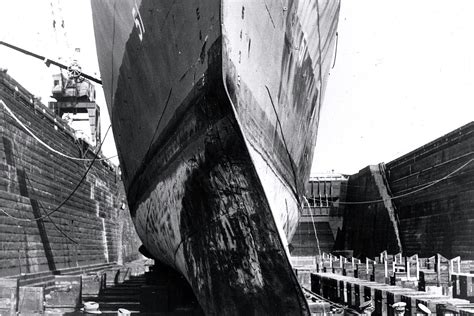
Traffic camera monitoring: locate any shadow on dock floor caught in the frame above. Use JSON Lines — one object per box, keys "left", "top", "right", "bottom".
{"left": 65, "top": 263, "right": 204, "bottom": 315}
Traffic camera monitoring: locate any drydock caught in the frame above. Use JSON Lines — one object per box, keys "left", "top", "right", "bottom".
{"left": 2, "top": 64, "right": 473, "bottom": 315}
{"left": 293, "top": 252, "right": 474, "bottom": 315}
{"left": 1, "top": 1, "right": 474, "bottom": 315}
{"left": 289, "top": 122, "right": 474, "bottom": 315}
{"left": 0, "top": 65, "right": 206, "bottom": 315}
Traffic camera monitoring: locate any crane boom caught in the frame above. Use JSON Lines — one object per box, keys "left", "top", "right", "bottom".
{"left": 0, "top": 40, "right": 102, "bottom": 85}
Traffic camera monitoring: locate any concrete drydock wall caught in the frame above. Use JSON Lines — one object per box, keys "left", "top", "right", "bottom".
{"left": 0, "top": 72, "right": 141, "bottom": 276}
{"left": 336, "top": 166, "right": 401, "bottom": 258}
{"left": 385, "top": 122, "right": 474, "bottom": 259}
{"left": 292, "top": 175, "right": 348, "bottom": 256}
{"left": 338, "top": 122, "right": 474, "bottom": 259}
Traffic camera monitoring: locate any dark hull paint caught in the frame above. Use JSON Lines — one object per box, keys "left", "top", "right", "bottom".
{"left": 92, "top": 0, "right": 339, "bottom": 314}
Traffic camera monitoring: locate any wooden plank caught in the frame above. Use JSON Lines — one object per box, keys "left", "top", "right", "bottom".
{"left": 386, "top": 288, "right": 415, "bottom": 316}
{"left": 373, "top": 284, "right": 393, "bottom": 315}
{"left": 44, "top": 275, "right": 81, "bottom": 309}
{"left": 81, "top": 273, "right": 104, "bottom": 297}
{"left": 18, "top": 286, "right": 44, "bottom": 314}
{"left": 0, "top": 278, "right": 18, "bottom": 316}
{"left": 453, "top": 273, "right": 474, "bottom": 302}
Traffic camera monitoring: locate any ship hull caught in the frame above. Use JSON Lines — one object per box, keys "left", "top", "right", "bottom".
{"left": 92, "top": 0, "right": 339, "bottom": 314}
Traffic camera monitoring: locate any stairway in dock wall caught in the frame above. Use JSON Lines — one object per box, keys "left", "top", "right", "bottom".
{"left": 336, "top": 165, "right": 403, "bottom": 259}
{"left": 290, "top": 222, "right": 335, "bottom": 256}
{"left": 371, "top": 164, "right": 402, "bottom": 253}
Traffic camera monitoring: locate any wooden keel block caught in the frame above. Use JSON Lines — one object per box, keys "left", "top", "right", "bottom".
{"left": 354, "top": 281, "right": 372, "bottom": 309}
{"left": 18, "top": 286, "right": 44, "bottom": 315}
{"left": 310, "top": 273, "right": 322, "bottom": 295}
{"left": 453, "top": 273, "right": 474, "bottom": 302}
{"left": 338, "top": 279, "right": 348, "bottom": 304}
{"left": 103, "top": 268, "right": 120, "bottom": 287}
{"left": 0, "top": 278, "right": 19, "bottom": 316}
{"left": 459, "top": 304, "right": 474, "bottom": 315}
{"left": 373, "top": 263, "right": 389, "bottom": 283}
{"left": 44, "top": 275, "right": 81, "bottom": 311}
{"left": 400, "top": 292, "right": 440, "bottom": 315}
{"left": 81, "top": 273, "right": 104, "bottom": 297}
{"left": 374, "top": 285, "right": 393, "bottom": 315}
{"left": 357, "top": 264, "right": 370, "bottom": 281}
{"left": 386, "top": 288, "right": 415, "bottom": 316}
{"left": 295, "top": 269, "right": 312, "bottom": 289}
{"left": 117, "top": 267, "right": 130, "bottom": 284}
{"left": 415, "top": 297, "right": 453, "bottom": 314}
{"left": 346, "top": 281, "right": 356, "bottom": 308}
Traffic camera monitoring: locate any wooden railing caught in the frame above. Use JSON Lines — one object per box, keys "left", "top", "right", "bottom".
{"left": 301, "top": 206, "right": 342, "bottom": 217}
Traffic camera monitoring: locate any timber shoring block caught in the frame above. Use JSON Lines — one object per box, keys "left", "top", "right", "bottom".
{"left": 81, "top": 273, "right": 104, "bottom": 297}
{"left": 44, "top": 275, "right": 81, "bottom": 309}
{"left": 453, "top": 273, "right": 474, "bottom": 302}
{"left": 0, "top": 278, "right": 19, "bottom": 316}
{"left": 18, "top": 286, "right": 44, "bottom": 315}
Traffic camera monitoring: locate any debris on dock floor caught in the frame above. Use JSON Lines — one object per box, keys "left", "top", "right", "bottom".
{"left": 0, "top": 259, "right": 204, "bottom": 315}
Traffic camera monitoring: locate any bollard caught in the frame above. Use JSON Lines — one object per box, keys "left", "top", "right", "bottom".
{"left": 360, "top": 299, "right": 375, "bottom": 315}
{"left": 118, "top": 307, "right": 131, "bottom": 316}
{"left": 392, "top": 302, "right": 406, "bottom": 315}
{"left": 418, "top": 302, "right": 432, "bottom": 315}
{"left": 81, "top": 301, "right": 102, "bottom": 314}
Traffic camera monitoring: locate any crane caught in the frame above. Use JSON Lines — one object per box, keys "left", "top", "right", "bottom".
{"left": 0, "top": 41, "right": 101, "bottom": 84}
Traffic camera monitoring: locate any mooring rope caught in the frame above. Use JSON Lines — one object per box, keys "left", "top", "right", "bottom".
{"left": 0, "top": 99, "right": 117, "bottom": 162}
{"left": 339, "top": 157, "right": 474, "bottom": 205}
{"left": 0, "top": 123, "right": 112, "bottom": 222}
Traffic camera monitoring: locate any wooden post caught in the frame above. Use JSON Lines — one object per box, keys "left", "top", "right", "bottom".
{"left": 414, "top": 255, "right": 420, "bottom": 280}
{"left": 395, "top": 253, "right": 402, "bottom": 265}
{"left": 352, "top": 257, "right": 360, "bottom": 269}
{"left": 406, "top": 254, "right": 419, "bottom": 280}
{"left": 427, "top": 256, "right": 436, "bottom": 270}
{"left": 450, "top": 257, "right": 461, "bottom": 274}
{"left": 367, "top": 258, "right": 374, "bottom": 280}
{"left": 436, "top": 254, "right": 441, "bottom": 287}
{"left": 406, "top": 257, "right": 410, "bottom": 279}
{"left": 339, "top": 255, "right": 345, "bottom": 268}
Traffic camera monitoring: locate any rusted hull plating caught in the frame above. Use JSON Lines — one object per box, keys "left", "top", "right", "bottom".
{"left": 91, "top": 0, "right": 339, "bottom": 314}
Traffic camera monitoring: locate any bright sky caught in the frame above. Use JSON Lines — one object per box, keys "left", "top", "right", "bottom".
{"left": 1, "top": 1, "right": 473, "bottom": 174}
{"left": 0, "top": 1, "right": 117, "bottom": 163}
{"left": 313, "top": 1, "right": 474, "bottom": 175}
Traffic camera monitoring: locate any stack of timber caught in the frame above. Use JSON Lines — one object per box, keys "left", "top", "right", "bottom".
{"left": 294, "top": 251, "right": 474, "bottom": 315}
{"left": 0, "top": 71, "right": 141, "bottom": 276}
{"left": 0, "top": 261, "right": 118, "bottom": 315}
{"left": 0, "top": 259, "right": 203, "bottom": 315}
